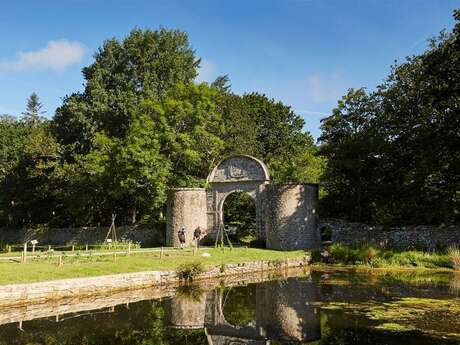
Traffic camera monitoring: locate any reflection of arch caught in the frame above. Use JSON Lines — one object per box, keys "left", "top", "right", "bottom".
{"left": 205, "top": 289, "right": 267, "bottom": 345}
{"left": 204, "top": 278, "right": 321, "bottom": 345}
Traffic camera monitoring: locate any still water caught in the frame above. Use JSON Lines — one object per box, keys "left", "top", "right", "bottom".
{"left": 0, "top": 269, "right": 459, "bottom": 345}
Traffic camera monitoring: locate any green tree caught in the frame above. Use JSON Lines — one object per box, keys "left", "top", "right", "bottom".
{"left": 320, "top": 9, "right": 460, "bottom": 225}
{"left": 139, "top": 82, "right": 225, "bottom": 187}
{"left": 81, "top": 113, "right": 171, "bottom": 225}
{"left": 53, "top": 28, "right": 200, "bottom": 154}
{"left": 218, "top": 91, "right": 324, "bottom": 183}
{"left": 319, "top": 88, "right": 380, "bottom": 221}
{"left": 22, "top": 92, "right": 45, "bottom": 126}
{"left": 0, "top": 122, "right": 63, "bottom": 227}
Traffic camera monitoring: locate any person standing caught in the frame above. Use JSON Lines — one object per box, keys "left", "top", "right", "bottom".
{"left": 178, "top": 227, "right": 186, "bottom": 249}
{"left": 193, "top": 226, "right": 203, "bottom": 248}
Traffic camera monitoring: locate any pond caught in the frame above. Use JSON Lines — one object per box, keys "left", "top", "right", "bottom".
{"left": 0, "top": 269, "right": 459, "bottom": 344}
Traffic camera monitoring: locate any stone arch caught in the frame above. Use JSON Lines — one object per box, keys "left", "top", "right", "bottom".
{"left": 207, "top": 154, "right": 270, "bottom": 183}
{"left": 206, "top": 155, "right": 270, "bottom": 240}
{"left": 165, "top": 154, "right": 321, "bottom": 250}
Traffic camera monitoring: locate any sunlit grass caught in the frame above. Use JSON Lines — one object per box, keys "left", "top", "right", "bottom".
{"left": 0, "top": 247, "right": 307, "bottom": 285}
{"left": 326, "top": 243, "right": 452, "bottom": 269}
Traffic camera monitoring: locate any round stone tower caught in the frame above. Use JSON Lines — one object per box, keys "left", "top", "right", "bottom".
{"left": 266, "top": 184, "right": 321, "bottom": 251}
{"left": 166, "top": 188, "right": 207, "bottom": 247}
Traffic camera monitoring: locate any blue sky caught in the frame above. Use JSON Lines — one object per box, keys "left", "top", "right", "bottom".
{"left": 0, "top": 0, "right": 458, "bottom": 139}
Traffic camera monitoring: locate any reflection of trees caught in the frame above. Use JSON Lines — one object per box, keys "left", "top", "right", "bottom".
{"left": 0, "top": 300, "right": 207, "bottom": 345}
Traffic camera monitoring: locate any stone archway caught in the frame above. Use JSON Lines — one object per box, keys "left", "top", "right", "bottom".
{"left": 166, "top": 155, "right": 321, "bottom": 250}
{"left": 206, "top": 155, "right": 270, "bottom": 241}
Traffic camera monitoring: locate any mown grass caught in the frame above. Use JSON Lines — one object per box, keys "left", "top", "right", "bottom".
{"left": 0, "top": 248, "right": 306, "bottom": 285}
{"left": 324, "top": 243, "right": 453, "bottom": 269}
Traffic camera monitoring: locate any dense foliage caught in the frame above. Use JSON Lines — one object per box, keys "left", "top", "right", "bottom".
{"left": 1, "top": 10, "right": 459, "bottom": 233}
{"left": 320, "top": 10, "right": 460, "bottom": 225}
{"left": 0, "top": 28, "right": 321, "bottom": 231}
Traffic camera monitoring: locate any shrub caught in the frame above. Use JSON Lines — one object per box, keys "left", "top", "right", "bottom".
{"left": 176, "top": 262, "right": 205, "bottom": 281}
{"left": 328, "top": 243, "right": 357, "bottom": 264}
{"left": 448, "top": 246, "right": 460, "bottom": 270}
{"left": 365, "top": 246, "right": 379, "bottom": 263}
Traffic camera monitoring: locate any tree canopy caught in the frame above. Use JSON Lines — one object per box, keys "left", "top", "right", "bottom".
{"left": 0, "top": 28, "right": 322, "bottom": 232}
{"left": 319, "top": 10, "right": 460, "bottom": 225}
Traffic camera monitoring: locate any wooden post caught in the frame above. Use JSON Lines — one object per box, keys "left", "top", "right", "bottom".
{"left": 22, "top": 243, "right": 27, "bottom": 263}
{"left": 32, "top": 243, "right": 36, "bottom": 253}
{"left": 85, "top": 244, "right": 88, "bottom": 252}
{"left": 48, "top": 245, "right": 51, "bottom": 252}
{"left": 58, "top": 255, "right": 62, "bottom": 266}
{"left": 71, "top": 245, "right": 75, "bottom": 252}
{"left": 160, "top": 246, "right": 164, "bottom": 259}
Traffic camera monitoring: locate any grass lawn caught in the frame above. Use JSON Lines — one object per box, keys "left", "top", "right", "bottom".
{"left": 0, "top": 248, "right": 307, "bottom": 285}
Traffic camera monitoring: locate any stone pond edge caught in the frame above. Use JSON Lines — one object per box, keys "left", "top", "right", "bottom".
{"left": 0, "top": 256, "right": 311, "bottom": 307}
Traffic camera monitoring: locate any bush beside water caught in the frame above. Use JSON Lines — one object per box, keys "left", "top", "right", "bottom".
{"left": 326, "top": 243, "right": 453, "bottom": 269}
{"left": 175, "top": 262, "right": 205, "bottom": 280}
{"left": 448, "top": 246, "right": 460, "bottom": 269}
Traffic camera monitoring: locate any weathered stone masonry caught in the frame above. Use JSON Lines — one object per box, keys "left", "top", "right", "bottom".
{"left": 321, "top": 218, "right": 460, "bottom": 250}
{"left": 166, "top": 155, "right": 321, "bottom": 251}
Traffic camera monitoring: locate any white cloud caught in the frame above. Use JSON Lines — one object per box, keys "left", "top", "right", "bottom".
{"left": 0, "top": 40, "right": 85, "bottom": 73}
{"left": 196, "top": 59, "right": 216, "bottom": 82}
{"left": 305, "top": 73, "right": 347, "bottom": 103}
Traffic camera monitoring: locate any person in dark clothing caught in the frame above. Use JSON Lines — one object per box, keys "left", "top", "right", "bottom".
{"left": 178, "top": 227, "right": 186, "bottom": 249}
{"left": 193, "top": 226, "right": 203, "bottom": 248}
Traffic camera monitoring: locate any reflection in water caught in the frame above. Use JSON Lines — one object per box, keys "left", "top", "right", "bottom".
{"left": 1, "top": 270, "right": 460, "bottom": 345}
{"left": 166, "top": 287, "right": 207, "bottom": 329}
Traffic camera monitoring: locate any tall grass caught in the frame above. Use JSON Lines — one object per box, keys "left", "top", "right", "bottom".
{"left": 327, "top": 243, "right": 451, "bottom": 269}
{"left": 447, "top": 246, "right": 460, "bottom": 270}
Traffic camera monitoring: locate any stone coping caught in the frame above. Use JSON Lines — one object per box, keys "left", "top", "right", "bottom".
{"left": 0, "top": 256, "right": 310, "bottom": 307}
{"left": 169, "top": 188, "right": 206, "bottom": 191}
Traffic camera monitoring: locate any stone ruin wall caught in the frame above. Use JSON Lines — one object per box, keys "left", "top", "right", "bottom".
{"left": 320, "top": 218, "right": 460, "bottom": 250}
